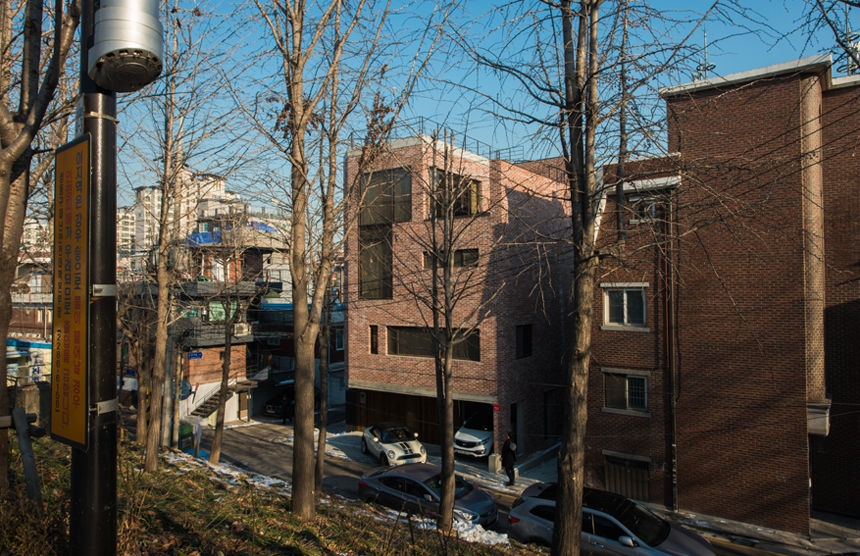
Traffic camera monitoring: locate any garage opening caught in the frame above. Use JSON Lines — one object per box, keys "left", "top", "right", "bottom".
{"left": 604, "top": 454, "right": 650, "bottom": 501}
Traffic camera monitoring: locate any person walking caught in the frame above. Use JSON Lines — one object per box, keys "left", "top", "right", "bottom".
{"left": 501, "top": 432, "right": 517, "bottom": 486}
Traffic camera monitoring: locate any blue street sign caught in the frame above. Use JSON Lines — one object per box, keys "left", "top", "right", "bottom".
{"left": 188, "top": 351, "right": 203, "bottom": 360}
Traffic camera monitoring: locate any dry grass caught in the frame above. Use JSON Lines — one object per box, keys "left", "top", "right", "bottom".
{"left": 2, "top": 436, "right": 542, "bottom": 555}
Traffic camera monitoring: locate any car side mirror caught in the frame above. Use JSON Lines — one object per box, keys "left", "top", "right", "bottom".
{"left": 424, "top": 494, "right": 433, "bottom": 502}
{"left": 618, "top": 536, "right": 636, "bottom": 548}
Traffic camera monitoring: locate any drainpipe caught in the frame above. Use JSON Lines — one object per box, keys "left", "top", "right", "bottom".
{"left": 664, "top": 196, "right": 679, "bottom": 512}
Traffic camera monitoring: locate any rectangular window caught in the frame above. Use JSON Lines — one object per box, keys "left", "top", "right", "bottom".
{"left": 359, "top": 225, "right": 392, "bottom": 299}
{"left": 603, "top": 286, "right": 646, "bottom": 327}
{"left": 515, "top": 324, "right": 532, "bottom": 359}
{"left": 604, "top": 372, "right": 647, "bottom": 411}
{"left": 423, "top": 248, "right": 479, "bottom": 269}
{"left": 335, "top": 329, "right": 344, "bottom": 351}
{"left": 387, "top": 326, "right": 480, "bottom": 361}
{"left": 628, "top": 195, "right": 661, "bottom": 224}
{"left": 369, "top": 325, "right": 378, "bottom": 354}
{"left": 432, "top": 169, "right": 480, "bottom": 218}
{"left": 359, "top": 168, "right": 412, "bottom": 226}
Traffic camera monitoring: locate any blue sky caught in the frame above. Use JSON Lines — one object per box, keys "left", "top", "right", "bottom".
{"left": 115, "top": 1, "right": 858, "bottom": 203}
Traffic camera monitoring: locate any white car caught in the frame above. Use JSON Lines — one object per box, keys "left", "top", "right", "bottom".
{"left": 361, "top": 422, "right": 427, "bottom": 466}
{"left": 454, "top": 425, "right": 494, "bottom": 457}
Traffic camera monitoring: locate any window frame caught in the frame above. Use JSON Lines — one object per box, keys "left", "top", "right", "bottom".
{"left": 601, "top": 368, "right": 649, "bottom": 416}
{"left": 431, "top": 168, "right": 481, "bottom": 218}
{"left": 423, "top": 248, "right": 479, "bottom": 269}
{"left": 358, "top": 167, "right": 412, "bottom": 226}
{"left": 600, "top": 282, "right": 648, "bottom": 330}
{"left": 387, "top": 326, "right": 480, "bottom": 362}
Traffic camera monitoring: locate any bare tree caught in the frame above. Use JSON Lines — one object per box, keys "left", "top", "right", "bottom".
{"left": 120, "top": 0, "right": 242, "bottom": 472}
{"left": 0, "top": 0, "right": 80, "bottom": 491}
{"left": 240, "top": 0, "right": 446, "bottom": 519}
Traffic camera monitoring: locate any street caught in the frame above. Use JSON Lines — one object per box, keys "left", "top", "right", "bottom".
{"left": 194, "top": 419, "right": 772, "bottom": 555}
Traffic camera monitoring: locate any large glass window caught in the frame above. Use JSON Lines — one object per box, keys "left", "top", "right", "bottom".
{"left": 359, "top": 225, "right": 392, "bottom": 299}
{"left": 432, "top": 169, "right": 480, "bottom": 218}
{"left": 359, "top": 168, "right": 412, "bottom": 226}
{"left": 387, "top": 326, "right": 480, "bottom": 361}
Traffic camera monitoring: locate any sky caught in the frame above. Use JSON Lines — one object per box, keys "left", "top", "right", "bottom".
{"left": 113, "top": 0, "right": 858, "bottom": 205}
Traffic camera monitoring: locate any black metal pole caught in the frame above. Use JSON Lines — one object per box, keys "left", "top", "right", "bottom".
{"left": 69, "top": 0, "right": 118, "bottom": 553}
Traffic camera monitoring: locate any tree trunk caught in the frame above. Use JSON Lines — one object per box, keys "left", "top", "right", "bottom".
{"left": 437, "top": 343, "right": 456, "bottom": 532}
{"left": 209, "top": 315, "right": 234, "bottom": 465}
{"left": 0, "top": 164, "right": 31, "bottom": 492}
{"left": 144, "top": 261, "right": 171, "bottom": 471}
{"left": 292, "top": 333, "right": 317, "bottom": 517}
{"left": 314, "top": 302, "right": 331, "bottom": 490}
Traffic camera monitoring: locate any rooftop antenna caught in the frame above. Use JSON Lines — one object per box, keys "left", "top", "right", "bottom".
{"left": 693, "top": 30, "right": 716, "bottom": 81}
{"left": 837, "top": 4, "right": 860, "bottom": 75}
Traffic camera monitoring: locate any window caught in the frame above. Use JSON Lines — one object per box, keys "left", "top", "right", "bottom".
{"left": 432, "top": 169, "right": 480, "bottom": 218}
{"left": 515, "top": 324, "right": 532, "bottom": 359}
{"left": 335, "top": 329, "right": 344, "bottom": 351}
{"left": 592, "top": 514, "right": 627, "bottom": 542}
{"left": 359, "top": 168, "right": 412, "bottom": 226}
{"left": 628, "top": 195, "right": 659, "bottom": 224}
{"left": 602, "top": 284, "right": 646, "bottom": 327}
{"left": 387, "top": 326, "right": 480, "bottom": 361}
{"left": 423, "top": 249, "right": 479, "bottom": 269}
{"left": 369, "top": 325, "right": 378, "bottom": 354}
{"left": 359, "top": 225, "right": 392, "bottom": 299}
{"left": 604, "top": 372, "right": 647, "bottom": 412}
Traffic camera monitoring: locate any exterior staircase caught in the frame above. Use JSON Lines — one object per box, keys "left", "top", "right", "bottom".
{"left": 191, "top": 389, "right": 234, "bottom": 418}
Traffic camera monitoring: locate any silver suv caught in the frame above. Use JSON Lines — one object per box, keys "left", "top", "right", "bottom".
{"left": 508, "top": 483, "right": 714, "bottom": 555}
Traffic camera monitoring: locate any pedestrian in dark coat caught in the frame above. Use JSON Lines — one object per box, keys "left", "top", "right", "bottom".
{"left": 501, "top": 432, "right": 517, "bottom": 486}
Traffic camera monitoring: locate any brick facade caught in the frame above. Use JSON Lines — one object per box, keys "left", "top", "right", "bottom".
{"left": 586, "top": 57, "right": 860, "bottom": 534}
{"left": 345, "top": 137, "right": 569, "bottom": 454}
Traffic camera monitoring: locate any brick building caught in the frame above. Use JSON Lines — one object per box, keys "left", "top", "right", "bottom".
{"left": 344, "top": 136, "right": 570, "bottom": 455}
{"left": 582, "top": 55, "right": 859, "bottom": 534}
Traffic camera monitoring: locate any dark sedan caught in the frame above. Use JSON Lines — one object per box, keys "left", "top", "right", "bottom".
{"left": 358, "top": 463, "right": 498, "bottom": 527}
{"left": 509, "top": 482, "right": 715, "bottom": 555}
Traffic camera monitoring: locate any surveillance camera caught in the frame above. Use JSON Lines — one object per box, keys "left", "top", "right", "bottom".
{"left": 88, "top": 0, "right": 163, "bottom": 93}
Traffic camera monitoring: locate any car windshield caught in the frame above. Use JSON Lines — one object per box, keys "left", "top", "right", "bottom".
{"left": 423, "top": 474, "right": 473, "bottom": 499}
{"left": 614, "top": 500, "right": 670, "bottom": 546}
{"left": 381, "top": 427, "right": 413, "bottom": 443}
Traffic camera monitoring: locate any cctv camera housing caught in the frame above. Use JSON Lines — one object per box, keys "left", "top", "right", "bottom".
{"left": 88, "top": 0, "right": 163, "bottom": 93}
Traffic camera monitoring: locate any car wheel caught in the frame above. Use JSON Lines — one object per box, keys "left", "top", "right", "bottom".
{"left": 361, "top": 437, "right": 368, "bottom": 454}
{"left": 380, "top": 453, "right": 389, "bottom": 466}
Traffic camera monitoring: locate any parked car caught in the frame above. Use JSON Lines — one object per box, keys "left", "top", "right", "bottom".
{"left": 361, "top": 422, "right": 427, "bottom": 466}
{"left": 508, "top": 483, "right": 715, "bottom": 555}
{"left": 262, "top": 382, "right": 320, "bottom": 419}
{"left": 358, "top": 463, "right": 498, "bottom": 527}
{"left": 454, "top": 416, "right": 494, "bottom": 458}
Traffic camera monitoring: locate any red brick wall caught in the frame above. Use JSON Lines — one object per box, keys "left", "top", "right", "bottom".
{"left": 345, "top": 138, "right": 569, "bottom": 453}
{"left": 184, "top": 346, "right": 247, "bottom": 385}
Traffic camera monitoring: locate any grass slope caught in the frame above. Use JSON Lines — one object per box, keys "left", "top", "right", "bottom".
{"left": 2, "top": 437, "right": 544, "bottom": 555}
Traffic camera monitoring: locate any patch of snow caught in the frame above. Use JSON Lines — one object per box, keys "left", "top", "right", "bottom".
{"left": 453, "top": 520, "right": 510, "bottom": 547}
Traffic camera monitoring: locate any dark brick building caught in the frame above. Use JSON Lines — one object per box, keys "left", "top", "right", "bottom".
{"left": 585, "top": 55, "right": 859, "bottom": 534}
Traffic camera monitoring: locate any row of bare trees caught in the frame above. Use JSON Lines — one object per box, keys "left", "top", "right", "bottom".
{"left": 2, "top": 2, "right": 859, "bottom": 555}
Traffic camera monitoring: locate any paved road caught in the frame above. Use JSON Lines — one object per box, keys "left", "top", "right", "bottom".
{"left": 198, "top": 420, "right": 771, "bottom": 554}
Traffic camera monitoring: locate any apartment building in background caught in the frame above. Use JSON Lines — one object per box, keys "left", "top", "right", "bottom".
{"left": 344, "top": 136, "right": 571, "bottom": 456}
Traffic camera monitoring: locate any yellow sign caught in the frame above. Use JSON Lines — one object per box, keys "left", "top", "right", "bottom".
{"left": 51, "top": 135, "right": 90, "bottom": 448}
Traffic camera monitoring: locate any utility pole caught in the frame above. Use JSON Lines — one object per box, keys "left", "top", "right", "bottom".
{"left": 64, "top": 0, "right": 162, "bottom": 552}
{"left": 68, "top": 1, "right": 118, "bottom": 552}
